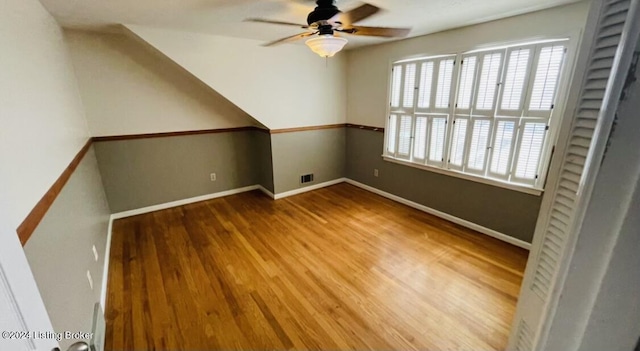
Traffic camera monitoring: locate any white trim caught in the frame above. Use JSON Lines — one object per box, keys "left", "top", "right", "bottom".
{"left": 465, "top": 38, "right": 569, "bottom": 54}
{"left": 111, "top": 185, "right": 261, "bottom": 219}
{"left": 344, "top": 179, "right": 532, "bottom": 250}
{"left": 273, "top": 178, "right": 347, "bottom": 200}
{"left": 0, "top": 263, "right": 34, "bottom": 350}
{"left": 0, "top": 222, "right": 57, "bottom": 351}
{"left": 100, "top": 215, "right": 114, "bottom": 311}
{"left": 383, "top": 155, "right": 543, "bottom": 196}
{"left": 257, "top": 185, "right": 275, "bottom": 199}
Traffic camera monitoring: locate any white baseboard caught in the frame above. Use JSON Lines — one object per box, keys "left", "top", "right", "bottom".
{"left": 111, "top": 185, "right": 261, "bottom": 219}
{"left": 257, "top": 185, "right": 275, "bottom": 199}
{"left": 273, "top": 178, "right": 347, "bottom": 200}
{"left": 344, "top": 179, "right": 532, "bottom": 250}
{"left": 100, "top": 215, "right": 114, "bottom": 311}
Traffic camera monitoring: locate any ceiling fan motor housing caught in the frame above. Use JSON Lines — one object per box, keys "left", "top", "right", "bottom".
{"left": 307, "top": 0, "right": 341, "bottom": 25}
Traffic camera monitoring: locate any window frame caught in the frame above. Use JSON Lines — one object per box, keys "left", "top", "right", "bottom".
{"left": 382, "top": 36, "right": 578, "bottom": 196}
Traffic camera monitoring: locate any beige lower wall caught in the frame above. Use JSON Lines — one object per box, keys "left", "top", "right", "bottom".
{"left": 346, "top": 127, "right": 541, "bottom": 243}
{"left": 271, "top": 128, "right": 346, "bottom": 194}
{"left": 253, "top": 131, "right": 275, "bottom": 194}
{"left": 94, "top": 127, "right": 345, "bottom": 210}
{"left": 94, "top": 130, "right": 272, "bottom": 212}
{"left": 24, "top": 147, "right": 110, "bottom": 351}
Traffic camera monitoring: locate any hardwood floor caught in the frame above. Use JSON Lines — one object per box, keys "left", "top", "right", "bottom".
{"left": 105, "top": 183, "right": 528, "bottom": 350}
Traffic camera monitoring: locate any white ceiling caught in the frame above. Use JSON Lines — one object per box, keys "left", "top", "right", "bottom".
{"left": 40, "top": 0, "right": 583, "bottom": 48}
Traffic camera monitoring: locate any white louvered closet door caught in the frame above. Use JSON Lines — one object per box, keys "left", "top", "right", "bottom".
{"left": 508, "top": 0, "right": 638, "bottom": 350}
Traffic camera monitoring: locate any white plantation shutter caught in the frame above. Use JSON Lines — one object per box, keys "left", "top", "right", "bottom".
{"left": 413, "top": 116, "right": 428, "bottom": 161}
{"left": 435, "top": 59, "right": 455, "bottom": 109}
{"left": 448, "top": 117, "right": 469, "bottom": 170}
{"left": 475, "top": 52, "right": 504, "bottom": 112}
{"left": 387, "top": 114, "right": 398, "bottom": 154}
{"left": 391, "top": 65, "right": 403, "bottom": 108}
{"left": 428, "top": 117, "right": 447, "bottom": 166}
{"left": 402, "top": 63, "right": 418, "bottom": 108}
{"left": 417, "top": 62, "right": 434, "bottom": 109}
{"left": 513, "top": 121, "right": 548, "bottom": 184}
{"left": 498, "top": 48, "right": 532, "bottom": 115}
{"left": 415, "top": 56, "right": 456, "bottom": 114}
{"left": 456, "top": 55, "right": 478, "bottom": 111}
{"left": 489, "top": 119, "right": 517, "bottom": 178}
{"left": 508, "top": 1, "right": 636, "bottom": 350}
{"left": 397, "top": 115, "right": 413, "bottom": 159}
{"left": 526, "top": 45, "right": 566, "bottom": 117}
{"left": 389, "top": 62, "right": 419, "bottom": 161}
{"left": 466, "top": 118, "right": 492, "bottom": 173}
{"left": 385, "top": 35, "right": 571, "bottom": 191}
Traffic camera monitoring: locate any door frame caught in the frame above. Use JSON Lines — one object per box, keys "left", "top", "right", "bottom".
{"left": 0, "top": 219, "right": 58, "bottom": 351}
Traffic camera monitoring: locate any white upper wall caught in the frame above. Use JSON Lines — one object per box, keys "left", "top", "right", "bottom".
{"left": 65, "top": 30, "right": 258, "bottom": 136}
{"left": 0, "top": 0, "right": 90, "bottom": 229}
{"left": 127, "top": 25, "right": 348, "bottom": 130}
{"left": 347, "top": 1, "right": 591, "bottom": 127}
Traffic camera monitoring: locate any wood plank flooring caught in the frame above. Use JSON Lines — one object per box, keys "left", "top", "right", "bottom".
{"left": 105, "top": 183, "right": 528, "bottom": 350}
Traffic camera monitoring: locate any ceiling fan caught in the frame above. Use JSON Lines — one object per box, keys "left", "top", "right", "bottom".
{"left": 245, "top": 0, "right": 411, "bottom": 57}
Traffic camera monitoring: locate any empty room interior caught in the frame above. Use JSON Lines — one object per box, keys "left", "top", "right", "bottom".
{"left": 2, "top": 0, "right": 640, "bottom": 350}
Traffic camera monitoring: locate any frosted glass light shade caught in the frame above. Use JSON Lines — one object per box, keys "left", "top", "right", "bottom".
{"left": 305, "top": 35, "right": 348, "bottom": 57}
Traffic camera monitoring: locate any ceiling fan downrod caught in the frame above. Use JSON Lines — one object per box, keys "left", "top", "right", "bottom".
{"left": 307, "top": 0, "right": 340, "bottom": 25}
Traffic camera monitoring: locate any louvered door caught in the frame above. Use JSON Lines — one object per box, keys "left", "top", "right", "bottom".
{"left": 508, "top": 0, "right": 636, "bottom": 349}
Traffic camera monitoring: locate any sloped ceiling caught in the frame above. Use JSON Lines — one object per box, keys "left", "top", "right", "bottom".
{"left": 65, "top": 30, "right": 267, "bottom": 136}
{"left": 126, "top": 25, "right": 347, "bottom": 130}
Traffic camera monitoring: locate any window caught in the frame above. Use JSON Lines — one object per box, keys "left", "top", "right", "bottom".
{"left": 385, "top": 40, "right": 568, "bottom": 190}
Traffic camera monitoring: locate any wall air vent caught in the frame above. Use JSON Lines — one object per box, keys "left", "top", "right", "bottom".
{"left": 300, "top": 174, "right": 314, "bottom": 184}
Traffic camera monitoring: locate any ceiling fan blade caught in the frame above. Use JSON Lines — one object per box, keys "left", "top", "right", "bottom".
{"left": 339, "top": 26, "right": 411, "bottom": 38}
{"left": 337, "top": 3, "right": 380, "bottom": 26}
{"left": 263, "top": 31, "right": 317, "bottom": 47}
{"left": 245, "top": 18, "right": 309, "bottom": 29}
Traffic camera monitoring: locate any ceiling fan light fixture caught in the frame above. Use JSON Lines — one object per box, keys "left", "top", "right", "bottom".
{"left": 305, "top": 35, "right": 348, "bottom": 57}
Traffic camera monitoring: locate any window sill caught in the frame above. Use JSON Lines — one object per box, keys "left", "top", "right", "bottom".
{"left": 382, "top": 155, "right": 544, "bottom": 196}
